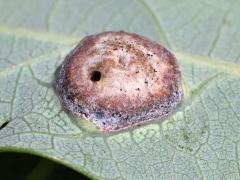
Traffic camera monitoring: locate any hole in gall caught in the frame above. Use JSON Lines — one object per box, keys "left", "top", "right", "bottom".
{"left": 90, "top": 71, "right": 101, "bottom": 82}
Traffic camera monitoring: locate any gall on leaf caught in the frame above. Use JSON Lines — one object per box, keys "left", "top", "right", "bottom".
{"left": 55, "top": 31, "right": 183, "bottom": 132}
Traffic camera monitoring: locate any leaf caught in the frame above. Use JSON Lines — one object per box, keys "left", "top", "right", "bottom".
{"left": 0, "top": 0, "right": 240, "bottom": 179}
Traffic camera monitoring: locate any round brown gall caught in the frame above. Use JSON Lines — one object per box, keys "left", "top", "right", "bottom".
{"left": 56, "top": 31, "right": 183, "bottom": 132}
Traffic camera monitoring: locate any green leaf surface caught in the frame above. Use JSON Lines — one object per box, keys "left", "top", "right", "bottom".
{"left": 0, "top": 0, "right": 240, "bottom": 179}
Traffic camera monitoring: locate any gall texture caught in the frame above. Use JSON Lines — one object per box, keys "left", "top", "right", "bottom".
{"left": 56, "top": 31, "right": 183, "bottom": 132}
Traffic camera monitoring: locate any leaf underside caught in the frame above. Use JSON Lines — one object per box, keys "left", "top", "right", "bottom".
{"left": 0, "top": 0, "right": 240, "bottom": 179}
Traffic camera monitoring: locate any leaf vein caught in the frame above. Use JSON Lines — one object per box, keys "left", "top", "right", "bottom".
{"left": 135, "top": 0, "right": 172, "bottom": 48}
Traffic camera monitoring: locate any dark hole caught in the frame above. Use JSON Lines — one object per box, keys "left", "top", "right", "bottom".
{"left": 90, "top": 71, "right": 101, "bottom": 82}
{"left": 0, "top": 121, "right": 9, "bottom": 130}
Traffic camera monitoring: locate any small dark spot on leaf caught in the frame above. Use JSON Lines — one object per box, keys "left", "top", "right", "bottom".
{"left": 178, "top": 145, "right": 184, "bottom": 149}
{"left": 0, "top": 121, "right": 9, "bottom": 130}
{"left": 183, "top": 134, "right": 190, "bottom": 141}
